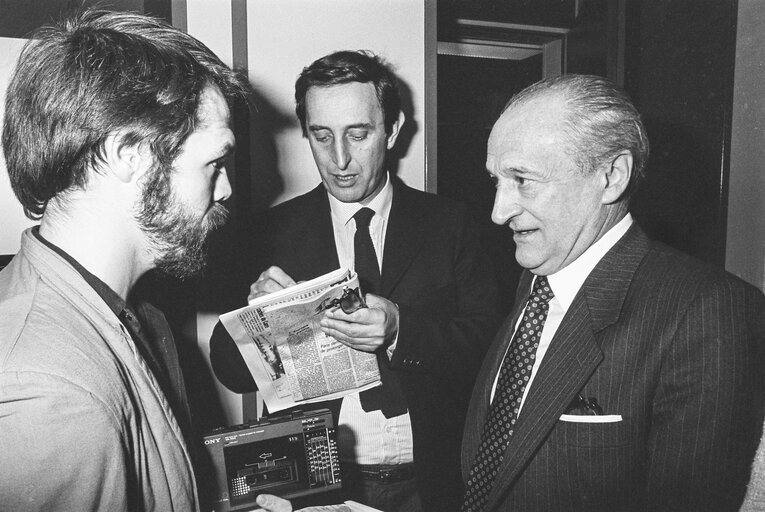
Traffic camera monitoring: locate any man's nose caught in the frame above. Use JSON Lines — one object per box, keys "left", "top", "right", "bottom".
{"left": 332, "top": 139, "right": 351, "bottom": 170}
{"left": 214, "top": 169, "right": 233, "bottom": 202}
{"left": 491, "top": 183, "right": 522, "bottom": 226}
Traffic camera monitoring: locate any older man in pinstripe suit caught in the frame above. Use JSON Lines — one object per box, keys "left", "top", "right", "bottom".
{"left": 461, "top": 74, "right": 765, "bottom": 512}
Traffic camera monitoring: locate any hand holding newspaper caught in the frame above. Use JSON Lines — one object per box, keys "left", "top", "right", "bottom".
{"left": 219, "top": 268, "right": 381, "bottom": 413}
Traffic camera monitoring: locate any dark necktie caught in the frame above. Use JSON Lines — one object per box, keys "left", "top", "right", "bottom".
{"left": 354, "top": 208, "right": 408, "bottom": 418}
{"left": 352, "top": 208, "right": 381, "bottom": 295}
{"left": 461, "top": 276, "right": 554, "bottom": 512}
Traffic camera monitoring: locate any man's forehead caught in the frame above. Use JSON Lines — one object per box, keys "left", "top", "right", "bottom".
{"left": 184, "top": 85, "right": 236, "bottom": 155}
{"left": 490, "top": 96, "right": 567, "bottom": 143}
{"left": 197, "top": 85, "right": 231, "bottom": 126}
{"left": 305, "top": 82, "right": 383, "bottom": 123}
{"left": 487, "top": 111, "right": 570, "bottom": 174}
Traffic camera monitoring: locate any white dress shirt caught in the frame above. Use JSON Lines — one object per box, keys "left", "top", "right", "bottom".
{"left": 491, "top": 214, "right": 634, "bottom": 416}
{"left": 327, "top": 173, "right": 414, "bottom": 465}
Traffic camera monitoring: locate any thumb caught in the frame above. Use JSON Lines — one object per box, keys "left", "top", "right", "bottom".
{"left": 255, "top": 494, "right": 292, "bottom": 512}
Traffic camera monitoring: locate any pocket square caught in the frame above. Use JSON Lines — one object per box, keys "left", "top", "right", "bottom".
{"left": 565, "top": 393, "right": 604, "bottom": 415}
{"left": 559, "top": 414, "right": 623, "bottom": 423}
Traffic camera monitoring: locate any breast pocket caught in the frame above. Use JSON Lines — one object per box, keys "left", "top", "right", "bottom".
{"left": 543, "top": 418, "right": 641, "bottom": 507}
{"left": 549, "top": 416, "right": 633, "bottom": 448}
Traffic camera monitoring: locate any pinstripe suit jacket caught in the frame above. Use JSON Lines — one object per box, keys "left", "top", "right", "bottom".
{"left": 462, "top": 223, "right": 765, "bottom": 512}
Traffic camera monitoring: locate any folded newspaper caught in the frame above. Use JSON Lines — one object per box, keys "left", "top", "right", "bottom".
{"left": 219, "top": 268, "right": 381, "bottom": 413}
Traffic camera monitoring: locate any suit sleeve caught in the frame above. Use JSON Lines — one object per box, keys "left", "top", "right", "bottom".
{"left": 644, "top": 278, "right": 765, "bottom": 511}
{"left": 209, "top": 320, "right": 258, "bottom": 393}
{"left": 390, "top": 205, "right": 503, "bottom": 384}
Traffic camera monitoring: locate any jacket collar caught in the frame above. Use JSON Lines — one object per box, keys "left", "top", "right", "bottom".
{"left": 294, "top": 185, "right": 341, "bottom": 277}
{"left": 380, "top": 178, "right": 426, "bottom": 296}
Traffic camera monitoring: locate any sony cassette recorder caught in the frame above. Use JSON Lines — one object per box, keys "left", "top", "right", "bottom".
{"left": 203, "top": 408, "right": 342, "bottom": 512}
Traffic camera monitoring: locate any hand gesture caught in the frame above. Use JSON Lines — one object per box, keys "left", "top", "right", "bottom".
{"left": 249, "top": 266, "right": 297, "bottom": 302}
{"left": 320, "top": 293, "right": 399, "bottom": 352}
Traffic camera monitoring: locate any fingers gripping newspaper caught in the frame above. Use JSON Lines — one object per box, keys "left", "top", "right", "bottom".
{"left": 219, "top": 268, "right": 381, "bottom": 413}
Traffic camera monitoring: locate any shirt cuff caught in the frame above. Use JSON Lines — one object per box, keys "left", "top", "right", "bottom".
{"left": 386, "top": 301, "right": 400, "bottom": 358}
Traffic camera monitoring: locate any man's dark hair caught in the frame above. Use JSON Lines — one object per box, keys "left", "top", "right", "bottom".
{"left": 294, "top": 50, "right": 401, "bottom": 137}
{"left": 504, "top": 74, "right": 650, "bottom": 198}
{"left": 1, "top": 9, "right": 249, "bottom": 220}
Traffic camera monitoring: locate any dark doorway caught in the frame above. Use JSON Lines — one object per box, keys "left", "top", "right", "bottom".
{"left": 437, "top": 52, "right": 543, "bottom": 310}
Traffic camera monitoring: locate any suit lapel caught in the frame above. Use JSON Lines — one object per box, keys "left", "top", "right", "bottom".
{"left": 296, "top": 186, "right": 340, "bottom": 276}
{"left": 380, "top": 181, "right": 423, "bottom": 296}
{"left": 480, "top": 224, "right": 651, "bottom": 510}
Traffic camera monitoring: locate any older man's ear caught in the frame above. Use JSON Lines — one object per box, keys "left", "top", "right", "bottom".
{"left": 601, "top": 150, "right": 633, "bottom": 205}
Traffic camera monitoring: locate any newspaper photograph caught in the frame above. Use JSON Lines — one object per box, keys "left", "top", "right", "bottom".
{"left": 219, "top": 268, "right": 381, "bottom": 413}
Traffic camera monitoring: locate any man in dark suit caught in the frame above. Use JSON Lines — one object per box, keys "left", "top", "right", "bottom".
{"left": 460, "top": 74, "right": 765, "bottom": 512}
{"left": 211, "top": 50, "right": 500, "bottom": 512}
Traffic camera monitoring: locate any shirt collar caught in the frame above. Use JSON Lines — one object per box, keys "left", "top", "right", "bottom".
{"left": 546, "top": 213, "right": 633, "bottom": 310}
{"left": 328, "top": 172, "right": 393, "bottom": 226}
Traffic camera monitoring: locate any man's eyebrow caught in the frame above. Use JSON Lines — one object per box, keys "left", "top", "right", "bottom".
{"left": 308, "top": 123, "right": 375, "bottom": 131}
{"left": 215, "top": 141, "right": 235, "bottom": 158}
{"left": 487, "top": 166, "right": 540, "bottom": 182}
{"left": 344, "top": 123, "right": 374, "bottom": 130}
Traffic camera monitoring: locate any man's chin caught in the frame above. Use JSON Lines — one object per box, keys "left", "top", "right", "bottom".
{"left": 324, "top": 183, "right": 364, "bottom": 203}
{"left": 154, "top": 251, "right": 208, "bottom": 281}
{"left": 515, "top": 251, "right": 547, "bottom": 275}
{"left": 144, "top": 203, "right": 227, "bottom": 281}
{"left": 152, "top": 225, "right": 215, "bottom": 281}
{"left": 205, "top": 203, "right": 229, "bottom": 229}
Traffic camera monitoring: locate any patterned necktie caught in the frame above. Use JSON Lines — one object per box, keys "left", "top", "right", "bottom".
{"left": 353, "top": 208, "right": 408, "bottom": 418}
{"left": 462, "top": 276, "right": 554, "bottom": 512}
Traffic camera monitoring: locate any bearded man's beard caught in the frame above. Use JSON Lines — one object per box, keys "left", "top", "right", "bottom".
{"left": 135, "top": 162, "right": 228, "bottom": 280}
